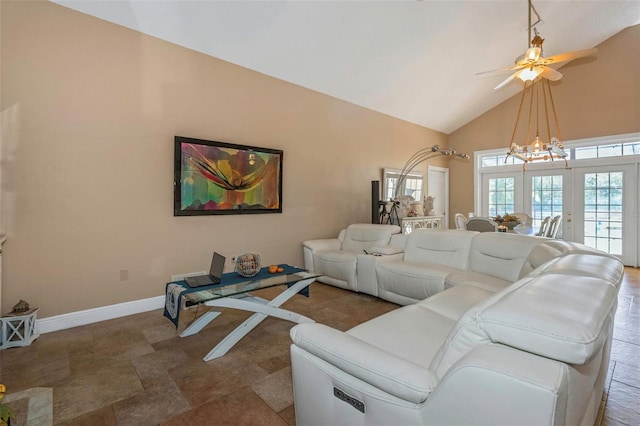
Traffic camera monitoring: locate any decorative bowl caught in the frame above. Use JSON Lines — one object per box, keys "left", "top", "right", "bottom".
{"left": 235, "top": 253, "right": 261, "bottom": 277}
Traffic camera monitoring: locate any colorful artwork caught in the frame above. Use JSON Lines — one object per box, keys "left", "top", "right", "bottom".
{"left": 174, "top": 136, "right": 283, "bottom": 216}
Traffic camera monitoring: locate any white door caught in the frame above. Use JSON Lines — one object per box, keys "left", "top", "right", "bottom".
{"left": 572, "top": 164, "right": 637, "bottom": 266}
{"left": 428, "top": 166, "right": 449, "bottom": 228}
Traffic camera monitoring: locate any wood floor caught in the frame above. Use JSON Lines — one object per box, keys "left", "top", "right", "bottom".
{"left": 0, "top": 268, "right": 638, "bottom": 425}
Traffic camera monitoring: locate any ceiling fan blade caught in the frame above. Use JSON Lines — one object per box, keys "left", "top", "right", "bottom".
{"left": 540, "top": 67, "right": 563, "bottom": 81}
{"left": 494, "top": 72, "right": 518, "bottom": 90}
{"left": 475, "top": 64, "right": 524, "bottom": 77}
{"left": 541, "top": 48, "right": 598, "bottom": 65}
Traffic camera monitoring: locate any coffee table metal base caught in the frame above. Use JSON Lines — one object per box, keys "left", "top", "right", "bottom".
{"left": 180, "top": 277, "right": 315, "bottom": 361}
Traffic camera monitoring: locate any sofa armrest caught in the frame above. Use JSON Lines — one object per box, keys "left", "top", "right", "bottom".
{"left": 303, "top": 238, "right": 341, "bottom": 252}
{"left": 356, "top": 252, "right": 404, "bottom": 296}
{"left": 424, "top": 344, "right": 568, "bottom": 425}
{"left": 302, "top": 238, "right": 341, "bottom": 271}
{"left": 290, "top": 323, "right": 438, "bottom": 403}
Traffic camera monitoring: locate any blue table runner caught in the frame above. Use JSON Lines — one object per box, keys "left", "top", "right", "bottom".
{"left": 163, "top": 264, "right": 308, "bottom": 328}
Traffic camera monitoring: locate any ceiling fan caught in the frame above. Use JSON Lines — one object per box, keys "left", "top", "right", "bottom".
{"left": 477, "top": 0, "right": 597, "bottom": 90}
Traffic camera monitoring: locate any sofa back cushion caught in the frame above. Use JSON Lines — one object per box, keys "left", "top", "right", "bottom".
{"left": 527, "top": 253, "right": 624, "bottom": 287}
{"left": 479, "top": 274, "right": 618, "bottom": 364}
{"left": 403, "top": 230, "right": 476, "bottom": 270}
{"left": 340, "top": 224, "right": 401, "bottom": 252}
{"left": 523, "top": 240, "right": 619, "bottom": 279}
{"left": 430, "top": 272, "right": 619, "bottom": 378}
{"left": 468, "top": 233, "right": 540, "bottom": 282}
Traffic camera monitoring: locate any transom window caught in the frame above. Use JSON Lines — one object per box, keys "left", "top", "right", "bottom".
{"left": 575, "top": 143, "right": 640, "bottom": 159}
{"left": 479, "top": 139, "right": 640, "bottom": 168}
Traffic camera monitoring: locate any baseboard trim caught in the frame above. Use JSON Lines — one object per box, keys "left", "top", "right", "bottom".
{"left": 37, "top": 295, "right": 165, "bottom": 334}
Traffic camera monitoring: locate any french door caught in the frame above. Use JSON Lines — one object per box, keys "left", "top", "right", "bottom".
{"left": 523, "top": 169, "right": 572, "bottom": 240}
{"left": 572, "top": 164, "right": 637, "bottom": 266}
{"left": 480, "top": 163, "right": 638, "bottom": 266}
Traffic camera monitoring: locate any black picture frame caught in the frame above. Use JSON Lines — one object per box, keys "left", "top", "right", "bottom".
{"left": 174, "top": 136, "right": 283, "bottom": 216}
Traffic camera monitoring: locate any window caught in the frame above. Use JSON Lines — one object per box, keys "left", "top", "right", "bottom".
{"left": 478, "top": 137, "right": 640, "bottom": 167}
{"left": 487, "top": 177, "right": 514, "bottom": 217}
{"left": 574, "top": 142, "right": 640, "bottom": 160}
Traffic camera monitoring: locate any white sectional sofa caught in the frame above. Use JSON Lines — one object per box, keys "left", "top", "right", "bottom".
{"left": 294, "top": 228, "right": 624, "bottom": 425}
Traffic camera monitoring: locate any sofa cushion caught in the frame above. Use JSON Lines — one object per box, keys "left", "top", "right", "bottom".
{"left": 527, "top": 253, "right": 624, "bottom": 287}
{"left": 416, "top": 285, "right": 495, "bottom": 321}
{"left": 376, "top": 260, "right": 456, "bottom": 299}
{"left": 523, "top": 240, "right": 568, "bottom": 272}
{"left": 445, "top": 270, "right": 511, "bottom": 293}
{"left": 468, "top": 233, "right": 541, "bottom": 282}
{"left": 313, "top": 250, "right": 358, "bottom": 289}
{"left": 291, "top": 323, "right": 439, "bottom": 403}
{"left": 479, "top": 273, "right": 618, "bottom": 364}
{"left": 340, "top": 224, "right": 400, "bottom": 252}
{"left": 431, "top": 272, "right": 620, "bottom": 377}
{"left": 403, "top": 230, "right": 476, "bottom": 271}
{"left": 348, "top": 304, "right": 456, "bottom": 369}
{"left": 522, "top": 240, "right": 610, "bottom": 276}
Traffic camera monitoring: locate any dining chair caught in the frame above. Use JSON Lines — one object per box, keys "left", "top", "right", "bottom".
{"left": 465, "top": 217, "right": 499, "bottom": 232}
{"left": 512, "top": 212, "right": 533, "bottom": 227}
{"left": 454, "top": 213, "right": 468, "bottom": 230}
{"left": 546, "top": 215, "right": 562, "bottom": 238}
{"left": 536, "top": 216, "right": 551, "bottom": 236}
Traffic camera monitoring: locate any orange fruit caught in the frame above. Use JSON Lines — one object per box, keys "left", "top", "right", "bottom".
{"left": 268, "top": 265, "right": 278, "bottom": 274}
{"left": 277, "top": 267, "right": 284, "bottom": 273}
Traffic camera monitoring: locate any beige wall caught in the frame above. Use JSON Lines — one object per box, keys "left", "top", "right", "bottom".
{"left": 0, "top": 1, "right": 448, "bottom": 317}
{"left": 448, "top": 24, "right": 640, "bottom": 221}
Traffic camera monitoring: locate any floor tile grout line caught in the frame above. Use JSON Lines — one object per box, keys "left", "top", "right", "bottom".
{"left": 610, "top": 377, "right": 640, "bottom": 391}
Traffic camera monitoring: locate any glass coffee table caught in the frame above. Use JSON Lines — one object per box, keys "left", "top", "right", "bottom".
{"left": 173, "top": 268, "right": 320, "bottom": 361}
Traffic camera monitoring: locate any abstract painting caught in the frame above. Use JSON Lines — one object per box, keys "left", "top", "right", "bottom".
{"left": 174, "top": 136, "right": 283, "bottom": 216}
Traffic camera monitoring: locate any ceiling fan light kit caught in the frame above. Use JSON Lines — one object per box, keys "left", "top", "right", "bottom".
{"left": 479, "top": 0, "right": 597, "bottom": 170}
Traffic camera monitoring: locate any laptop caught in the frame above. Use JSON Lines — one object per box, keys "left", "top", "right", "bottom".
{"left": 184, "top": 252, "right": 226, "bottom": 288}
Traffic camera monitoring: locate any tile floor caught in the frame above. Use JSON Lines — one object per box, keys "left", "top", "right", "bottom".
{"left": 0, "top": 268, "right": 638, "bottom": 425}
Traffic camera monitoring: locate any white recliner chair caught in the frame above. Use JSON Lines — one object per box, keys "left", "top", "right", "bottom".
{"left": 302, "top": 224, "right": 402, "bottom": 292}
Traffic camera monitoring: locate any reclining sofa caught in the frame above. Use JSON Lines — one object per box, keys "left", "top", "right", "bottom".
{"left": 302, "top": 223, "right": 403, "bottom": 292}
{"left": 294, "top": 227, "right": 624, "bottom": 425}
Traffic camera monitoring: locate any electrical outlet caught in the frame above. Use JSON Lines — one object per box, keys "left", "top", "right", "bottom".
{"left": 120, "top": 269, "right": 129, "bottom": 281}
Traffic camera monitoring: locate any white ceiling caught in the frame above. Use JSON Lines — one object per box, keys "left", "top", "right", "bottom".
{"left": 52, "top": 1, "right": 640, "bottom": 134}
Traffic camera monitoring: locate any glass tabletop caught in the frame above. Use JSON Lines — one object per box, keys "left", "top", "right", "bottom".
{"left": 183, "top": 271, "right": 320, "bottom": 306}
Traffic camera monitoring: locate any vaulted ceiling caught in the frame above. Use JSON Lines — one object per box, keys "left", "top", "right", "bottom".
{"left": 52, "top": 0, "right": 640, "bottom": 134}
